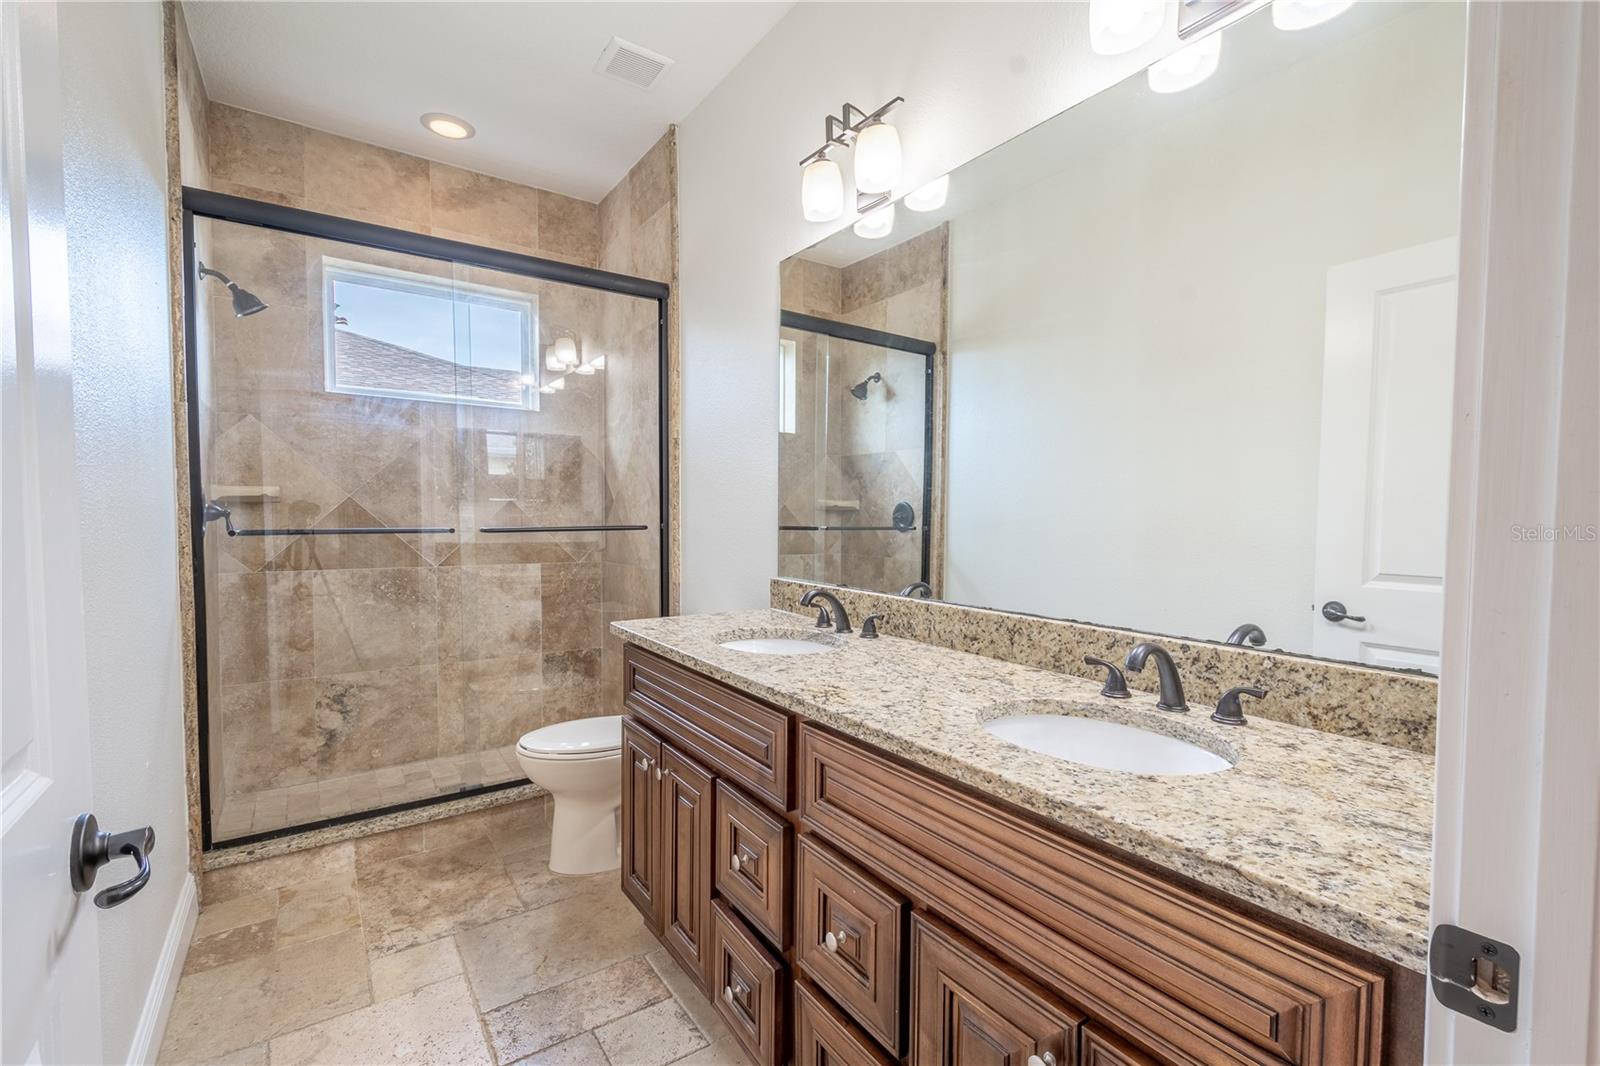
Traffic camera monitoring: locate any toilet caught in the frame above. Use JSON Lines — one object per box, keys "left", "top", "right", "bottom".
{"left": 515, "top": 715, "right": 623, "bottom": 875}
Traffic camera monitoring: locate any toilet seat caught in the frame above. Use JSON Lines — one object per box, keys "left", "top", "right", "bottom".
{"left": 517, "top": 715, "right": 621, "bottom": 760}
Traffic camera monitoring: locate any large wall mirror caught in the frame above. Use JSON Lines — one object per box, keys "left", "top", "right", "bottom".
{"left": 777, "top": 1, "right": 1466, "bottom": 673}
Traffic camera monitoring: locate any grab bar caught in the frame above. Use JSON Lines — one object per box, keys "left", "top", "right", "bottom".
{"left": 779, "top": 524, "right": 918, "bottom": 532}
{"left": 229, "top": 526, "right": 455, "bottom": 537}
{"left": 479, "top": 524, "right": 650, "bottom": 534}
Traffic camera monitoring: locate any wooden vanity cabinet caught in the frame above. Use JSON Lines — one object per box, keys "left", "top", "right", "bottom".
{"left": 620, "top": 645, "right": 1410, "bottom": 1066}
{"left": 911, "top": 912, "right": 1084, "bottom": 1066}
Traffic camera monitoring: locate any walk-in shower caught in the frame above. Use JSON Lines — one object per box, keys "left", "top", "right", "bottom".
{"left": 776, "top": 310, "right": 933, "bottom": 593}
{"left": 183, "top": 190, "right": 667, "bottom": 848}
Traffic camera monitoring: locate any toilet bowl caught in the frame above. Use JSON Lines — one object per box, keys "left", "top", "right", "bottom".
{"left": 516, "top": 715, "right": 623, "bottom": 875}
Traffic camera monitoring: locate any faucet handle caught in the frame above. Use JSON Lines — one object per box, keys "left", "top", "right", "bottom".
{"left": 808, "top": 603, "right": 833, "bottom": 628}
{"left": 859, "top": 614, "right": 885, "bottom": 638}
{"left": 1083, "top": 656, "right": 1131, "bottom": 699}
{"left": 1212, "top": 685, "right": 1266, "bottom": 725}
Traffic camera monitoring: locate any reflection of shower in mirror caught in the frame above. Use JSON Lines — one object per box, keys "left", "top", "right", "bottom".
{"left": 849, "top": 372, "right": 881, "bottom": 400}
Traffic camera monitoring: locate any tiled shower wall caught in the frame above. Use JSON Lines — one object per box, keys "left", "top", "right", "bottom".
{"left": 777, "top": 226, "right": 948, "bottom": 593}
{"left": 192, "top": 101, "right": 674, "bottom": 832}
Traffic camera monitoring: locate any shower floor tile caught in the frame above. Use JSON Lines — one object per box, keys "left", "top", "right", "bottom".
{"left": 213, "top": 744, "right": 524, "bottom": 841}
{"left": 162, "top": 798, "right": 748, "bottom": 1066}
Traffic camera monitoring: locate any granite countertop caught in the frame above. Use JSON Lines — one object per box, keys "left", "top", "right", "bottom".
{"left": 611, "top": 609, "right": 1434, "bottom": 973}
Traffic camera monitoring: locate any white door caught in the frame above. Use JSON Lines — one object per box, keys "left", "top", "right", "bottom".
{"left": 1, "top": 3, "right": 105, "bottom": 1062}
{"left": 1310, "top": 238, "right": 1458, "bottom": 672}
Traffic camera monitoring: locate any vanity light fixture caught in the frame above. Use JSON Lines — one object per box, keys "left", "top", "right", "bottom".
{"left": 548, "top": 335, "right": 579, "bottom": 369}
{"left": 1088, "top": 0, "right": 1166, "bottom": 56}
{"left": 853, "top": 203, "right": 895, "bottom": 240}
{"left": 1271, "top": 0, "right": 1355, "bottom": 31}
{"left": 801, "top": 156, "right": 845, "bottom": 222}
{"left": 904, "top": 174, "right": 950, "bottom": 212}
{"left": 420, "top": 112, "right": 475, "bottom": 140}
{"left": 1147, "top": 30, "right": 1223, "bottom": 93}
{"left": 798, "top": 97, "right": 905, "bottom": 221}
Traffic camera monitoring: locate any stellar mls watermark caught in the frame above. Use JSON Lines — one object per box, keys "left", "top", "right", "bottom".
{"left": 1510, "top": 523, "right": 1598, "bottom": 542}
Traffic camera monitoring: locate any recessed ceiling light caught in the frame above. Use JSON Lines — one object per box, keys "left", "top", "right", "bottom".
{"left": 420, "top": 112, "right": 475, "bottom": 140}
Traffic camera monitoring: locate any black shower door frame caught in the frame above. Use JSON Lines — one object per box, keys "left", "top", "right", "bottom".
{"left": 778, "top": 309, "right": 937, "bottom": 587}
{"left": 182, "top": 187, "right": 672, "bottom": 851}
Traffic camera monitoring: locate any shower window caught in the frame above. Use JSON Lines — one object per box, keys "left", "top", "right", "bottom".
{"left": 323, "top": 258, "right": 538, "bottom": 410}
{"left": 184, "top": 190, "right": 668, "bottom": 849}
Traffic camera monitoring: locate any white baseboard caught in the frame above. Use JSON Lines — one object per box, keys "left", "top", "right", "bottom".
{"left": 126, "top": 872, "right": 197, "bottom": 1065}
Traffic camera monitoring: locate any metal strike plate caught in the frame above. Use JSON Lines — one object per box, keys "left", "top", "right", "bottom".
{"left": 1429, "top": 924, "right": 1519, "bottom": 1032}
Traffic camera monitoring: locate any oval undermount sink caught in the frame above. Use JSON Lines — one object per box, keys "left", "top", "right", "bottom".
{"left": 716, "top": 630, "right": 842, "bottom": 656}
{"left": 984, "top": 713, "right": 1231, "bottom": 776}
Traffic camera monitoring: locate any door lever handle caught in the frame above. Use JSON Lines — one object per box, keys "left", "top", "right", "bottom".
{"left": 1320, "top": 601, "right": 1366, "bottom": 624}
{"left": 69, "top": 813, "right": 155, "bottom": 909}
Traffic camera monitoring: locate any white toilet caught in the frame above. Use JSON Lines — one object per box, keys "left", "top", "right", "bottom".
{"left": 515, "top": 715, "right": 623, "bottom": 875}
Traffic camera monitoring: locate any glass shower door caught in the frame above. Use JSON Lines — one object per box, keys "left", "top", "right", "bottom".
{"left": 191, "top": 206, "right": 662, "bottom": 846}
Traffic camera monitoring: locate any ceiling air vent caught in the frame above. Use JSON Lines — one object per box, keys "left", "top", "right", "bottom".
{"left": 595, "top": 37, "right": 674, "bottom": 90}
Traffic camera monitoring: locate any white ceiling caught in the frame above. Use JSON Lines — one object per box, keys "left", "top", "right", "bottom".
{"left": 182, "top": 1, "right": 794, "bottom": 202}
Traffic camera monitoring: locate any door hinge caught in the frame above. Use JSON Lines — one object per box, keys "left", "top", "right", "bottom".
{"left": 1429, "top": 923, "right": 1519, "bottom": 1032}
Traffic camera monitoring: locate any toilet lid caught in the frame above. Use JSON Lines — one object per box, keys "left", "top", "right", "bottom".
{"left": 517, "top": 714, "right": 622, "bottom": 757}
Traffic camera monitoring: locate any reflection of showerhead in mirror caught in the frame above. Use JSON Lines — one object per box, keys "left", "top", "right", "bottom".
{"left": 849, "top": 372, "right": 882, "bottom": 400}
{"left": 197, "top": 261, "right": 269, "bottom": 317}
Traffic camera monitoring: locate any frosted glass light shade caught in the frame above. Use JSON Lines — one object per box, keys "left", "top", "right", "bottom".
{"left": 1089, "top": 0, "right": 1165, "bottom": 56}
{"left": 1271, "top": 0, "right": 1355, "bottom": 31}
{"left": 550, "top": 336, "right": 579, "bottom": 368}
{"left": 853, "top": 203, "right": 895, "bottom": 240}
{"left": 544, "top": 348, "right": 564, "bottom": 372}
{"left": 853, "top": 121, "right": 902, "bottom": 195}
{"left": 1147, "top": 31, "right": 1222, "bottom": 94}
{"left": 904, "top": 174, "right": 950, "bottom": 212}
{"left": 801, "top": 156, "right": 844, "bottom": 222}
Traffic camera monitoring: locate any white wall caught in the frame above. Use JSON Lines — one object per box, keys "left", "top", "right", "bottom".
{"left": 944, "top": 4, "right": 1463, "bottom": 650}
{"left": 677, "top": 2, "right": 1193, "bottom": 612}
{"left": 57, "top": 3, "right": 194, "bottom": 1061}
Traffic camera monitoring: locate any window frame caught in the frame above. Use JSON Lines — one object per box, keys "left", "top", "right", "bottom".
{"left": 321, "top": 256, "right": 539, "bottom": 410}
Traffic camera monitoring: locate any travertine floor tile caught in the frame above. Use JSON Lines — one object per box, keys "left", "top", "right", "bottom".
{"left": 269, "top": 976, "right": 490, "bottom": 1065}
{"left": 275, "top": 869, "right": 360, "bottom": 946}
{"left": 203, "top": 841, "right": 355, "bottom": 904}
{"left": 502, "top": 841, "right": 612, "bottom": 910}
{"left": 482, "top": 955, "right": 668, "bottom": 1062}
{"left": 594, "top": 998, "right": 709, "bottom": 1066}
{"left": 357, "top": 839, "right": 525, "bottom": 955}
{"left": 646, "top": 948, "right": 735, "bottom": 1045}
{"left": 456, "top": 888, "right": 656, "bottom": 1010}
{"left": 668, "top": 1036, "right": 752, "bottom": 1066}
{"left": 510, "top": 1031, "right": 610, "bottom": 1066}
{"left": 369, "top": 935, "right": 463, "bottom": 1001}
{"left": 183, "top": 918, "right": 277, "bottom": 975}
{"left": 192, "top": 889, "right": 278, "bottom": 939}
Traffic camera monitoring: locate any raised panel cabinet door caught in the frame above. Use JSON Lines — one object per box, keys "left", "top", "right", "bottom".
{"left": 1080, "top": 1025, "right": 1161, "bottom": 1066}
{"left": 661, "top": 741, "right": 716, "bottom": 990}
{"left": 716, "top": 779, "right": 793, "bottom": 947}
{"left": 796, "top": 836, "right": 907, "bottom": 1055}
{"left": 711, "top": 899, "right": 787, "bottom": 1066}
{"left": 795, "top": 979, "right": 898, "bottom": 1066}
{"left": 622, "top": 717, "right": 664, "bottom": 930}
{"left": 911, "top": 913, "right": 1084, "bottom": 1066}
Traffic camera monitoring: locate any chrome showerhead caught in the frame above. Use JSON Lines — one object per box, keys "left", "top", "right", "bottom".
{"left": 197, "top": 261, "right": 268, "bottom": 317}
{"left": 849, "top": 372, "right": 881, "bottom": 400}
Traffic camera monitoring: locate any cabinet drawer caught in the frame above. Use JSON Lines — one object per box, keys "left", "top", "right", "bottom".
{"left": 711, "top": 899, "right": 786, "bottom": 1066}
{"left": 795, "top": 835, "right": 906, "bottom": 1056}
{"left": 625, "top": 646, "right": 792, "bottom": 809}
{"left": 911, "top": 912, "right": 1083, "bottom": 1066}
{"left": 1082, "top": 1025, "right": 1161, "bottom": 1066}
{"left": 795, "top": 979, "right": 897, "bottom": 1066}
{"left": 800, "top": 723, "right": 1386, "bottom": 1065}
{"left": 716, "top": 779, "right": 791, "bottom": 947}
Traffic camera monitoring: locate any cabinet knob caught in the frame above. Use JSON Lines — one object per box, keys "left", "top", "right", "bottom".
{"left": 823, "top": 931, "right": 838, "bottom": 952}
{"left": 730, "top": 854, "right": 742, "bottom": 872}
{"left": 722, "top": 986, "right": 734, "bottom": 1004}
{"left": 1027, "top": 1054, "right": 1056, "bottom": 1066}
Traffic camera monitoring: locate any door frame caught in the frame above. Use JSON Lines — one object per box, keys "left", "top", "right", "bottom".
{"left": 1427, "top": 2, "right": 1598, "bottom": 1059}
{"left": 181, "top": 188, "right": 673, "bottom": 852}
{"left": 776, "top": 309, "right": 937, "bottom": 589}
